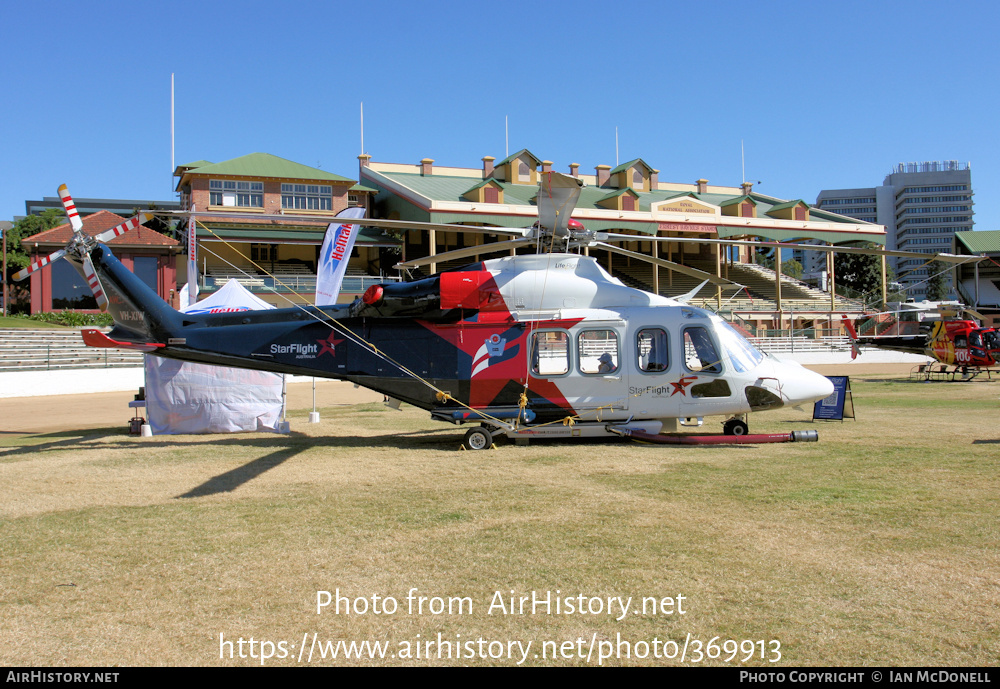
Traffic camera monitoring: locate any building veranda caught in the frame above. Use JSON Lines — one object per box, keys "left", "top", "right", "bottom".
{"left": 358, "top": 150, "right": 885, "bottom": 336}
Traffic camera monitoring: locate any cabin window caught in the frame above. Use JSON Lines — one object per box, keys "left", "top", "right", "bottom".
{"left": 637, "top": 328, "right": 669, "bottom": 372}
{"left": 716, "top": 321, "right": 764, "bottom": 372}
{"left": 578, "top": 329, "right": 619, "bottom": 374}
{"left": 683, "top": 326, "right": 723, "bottom": 374}
{"left": 690, "top": 379, "right": 731, "bottom": 398}
{"left": 530, "top": 331, "right": 569, "bottom": 376}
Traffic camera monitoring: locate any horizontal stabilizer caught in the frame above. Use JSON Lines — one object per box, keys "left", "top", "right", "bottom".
{"left": 81, "top": 328, "right": 165, "bottom": 352}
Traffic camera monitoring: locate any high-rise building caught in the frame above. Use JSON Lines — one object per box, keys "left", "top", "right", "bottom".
{"left": 816, "top": 161, "right": 973, "bottom": 299}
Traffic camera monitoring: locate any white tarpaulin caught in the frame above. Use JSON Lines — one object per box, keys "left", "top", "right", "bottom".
{"left": 144, "top": 279, "right": 285, "bottom": 434}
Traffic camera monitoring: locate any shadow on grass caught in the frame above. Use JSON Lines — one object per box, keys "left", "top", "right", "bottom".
{"left": 0, "top": 427, "right": 125, "bottom": 459}
{"left": 177, "top": 444, "right": 306, "bottom": 498}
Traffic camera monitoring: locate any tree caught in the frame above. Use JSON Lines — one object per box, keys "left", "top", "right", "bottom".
{"left": 834, "top": 242, "right": 884, "bottom": 298}
{"left": 924, "top": 260, "right": 949, "bottom": 301}
{"left": 3, "top": 209, "right": 65, "bottom": 313}
{"left": 753, "top": 247, "right": 803, "bottom": 279}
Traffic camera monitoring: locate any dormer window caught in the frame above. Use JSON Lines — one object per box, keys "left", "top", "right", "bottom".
{"left": 518, "top": 161, "right": 531, "bottom": 182}
{"left": 461, "top": 179, "right": 504, "bottom": 204}
{"left": 210, "top": 180, "right": 263, "bottom": 207}
{"left": 281, "top": 184, "right": 333, "bottom": 210}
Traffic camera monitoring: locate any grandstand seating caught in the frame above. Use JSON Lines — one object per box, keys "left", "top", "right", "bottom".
{"left": 0, "top": 329, "right": 143, "bottom": 371}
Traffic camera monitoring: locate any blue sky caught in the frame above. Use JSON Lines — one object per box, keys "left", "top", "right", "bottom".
{"left": 3, "top": 0, "right": 997, "bottom": 230}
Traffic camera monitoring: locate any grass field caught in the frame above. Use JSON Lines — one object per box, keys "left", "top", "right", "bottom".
{"left": 0, "top": 316, "right": 69, "bottom": 329}
{"left": 1, "top": 377, "right": 998, "bottom": 666}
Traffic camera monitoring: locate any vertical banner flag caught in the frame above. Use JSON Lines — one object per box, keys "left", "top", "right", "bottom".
{"left": 315, "top": 207, "right": 366, "bottom": 306}
{"left": 187, "top": 207, "right": 199, "bottom": 307}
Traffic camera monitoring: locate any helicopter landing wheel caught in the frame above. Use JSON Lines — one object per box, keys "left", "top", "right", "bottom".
{"left": 723, "top": 418, "right": 749, "bottom": 436}
{"left": 462, "top": 426, "right": 493, "bottom": 451}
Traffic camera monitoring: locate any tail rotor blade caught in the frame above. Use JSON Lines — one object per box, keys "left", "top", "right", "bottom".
{"left": 13, "top": 249, "right": 67, "bottom": 281}
{"left": 57, "top": 184, "right": 84, "bottom": 233}
{"left": 82, "top": 254, "right": 109, "bottom": 311}
{"left": 94, "top": 212, "right": 151, "bottom": 244}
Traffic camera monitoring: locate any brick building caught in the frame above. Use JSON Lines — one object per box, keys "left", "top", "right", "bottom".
{"left": 174, "top": 152, "right": 391, "bottom": 306}
{"left": 25, "top": 211, "right": 179, "bottom": 313}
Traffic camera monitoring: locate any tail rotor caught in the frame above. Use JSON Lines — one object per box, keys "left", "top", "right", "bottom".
{"left": 12, "top": 184, "right": 150, "bottom": 311}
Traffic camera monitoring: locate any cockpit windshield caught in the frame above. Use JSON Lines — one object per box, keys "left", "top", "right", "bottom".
{"left": 716, "top": 321, "right": 765, "bottom": 373}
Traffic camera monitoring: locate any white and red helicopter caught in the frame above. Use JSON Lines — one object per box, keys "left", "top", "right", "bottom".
{"left": 17, "top": 175, "right": 843, "bottom": 449}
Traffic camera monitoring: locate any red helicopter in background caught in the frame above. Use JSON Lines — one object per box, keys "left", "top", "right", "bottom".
{"left": 843, "top": 305, "right": 1000, "bottom": 378}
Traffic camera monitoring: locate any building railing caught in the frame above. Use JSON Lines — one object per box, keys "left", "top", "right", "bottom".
{"left": 204, "top": 273, "right": 401, "bottom": 294}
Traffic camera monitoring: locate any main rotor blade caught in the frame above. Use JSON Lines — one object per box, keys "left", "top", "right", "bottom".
{"left": 537, "top": 172, "right": 583, "bottom": 237}
{"left": 592, "top": 242, "right": 742, "bottom": 288}
{"left": 94, "top": 213, "right": 152, "bottom": 243}
{"left": 13, "top": 249, "right": 67, "bottom": 281}
{"left": 603, "top": 233, "right": 984, "bottom": 264}
{"left": 57, "top": 184, "right": 84, "bottom": 233}
{"left": 82, "top": 254, "right": 109, "bottom": 311}
{"left": 395, "top": 238, "right": 533, "bottom": 270}
{"left": 158, "top": 210, "right": 530, "bottom": 237}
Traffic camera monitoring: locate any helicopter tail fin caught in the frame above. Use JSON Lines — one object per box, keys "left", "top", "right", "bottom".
{"left": 75, "top": 244, "right": 182, "bottom": 350}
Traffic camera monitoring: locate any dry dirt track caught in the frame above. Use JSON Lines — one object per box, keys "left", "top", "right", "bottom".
{"left": 0, "top": 364, "right": 918, "bottom": 435}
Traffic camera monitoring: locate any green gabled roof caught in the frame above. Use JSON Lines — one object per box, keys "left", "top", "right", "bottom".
{"left": 185, "top": 153, "right": 354, "bottom": 183}
{"left": 610, "top": 158, "right": 653, "bottom": 175}
{"left": 463, "top": 178, "right": 503, "bottom": 194}
{"left": 719, "top": 195, "right": 757, "bottom": 208}
{"left": 598, "top": 187, "right": 638, "bottom": 202}
{"left": 767, "top": 199, "right": 809, "bottom": 212}
{"left": 350, "top": 183, "right": 378, "bottom": 193}
{"left": 955, "top": 230, "right": 1000, "bottom": 253}
{"left": 493, "top": 148, "right": 542, "bottom": 168}
{"left": 178, "top": 159, "right": 213, "bottom": 170}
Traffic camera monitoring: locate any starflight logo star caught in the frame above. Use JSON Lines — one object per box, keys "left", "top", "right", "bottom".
{"left": 317, "top": 333, "right": 345, "bottom": 357}
{"left": 669, "top": 375, "right": 699, "bottom": 396}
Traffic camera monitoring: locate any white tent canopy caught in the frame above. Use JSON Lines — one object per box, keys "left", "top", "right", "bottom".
{"left": 144, "top": 279, "right": 285, "bottom": 434}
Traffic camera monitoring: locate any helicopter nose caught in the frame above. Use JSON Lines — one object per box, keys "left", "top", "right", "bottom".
{"left": 774, "top": 359, "right": 835, "bottom": 405}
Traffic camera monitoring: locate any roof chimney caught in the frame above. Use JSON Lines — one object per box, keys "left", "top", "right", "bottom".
{"left": 741, "top": 182, "right": 754, "bottom": 196}
{"left": 482, "top": 156, "right": 495, "bottom": 179}
{"left": 358, "top": 154, "right": 371, "bottom": 169}
{"left": 569, "top": 163, "right": 580, "bottom": 178}
{"left": 420, "top": 158, "right": 434, "bottom": 176}
{"left": 596, "top": 164, "right": 611, "bottom": 187}
{"left": 541, "top": 160, "right": 553, "bottom": 173}
{"left": 696, "top": 178, "right": 708, "bottom": 194}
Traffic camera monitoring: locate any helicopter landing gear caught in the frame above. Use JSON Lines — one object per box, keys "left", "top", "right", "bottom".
{"left": 723, "top": 418, "right": 749, "bottom": 436}
{"left": 462, "top": 426, "right": 494, "bottom": 451}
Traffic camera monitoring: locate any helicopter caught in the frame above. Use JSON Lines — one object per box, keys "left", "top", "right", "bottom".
{"left": 842, "top": 305, "right": 1000, "bottom": 377}
{"left": 16, "top": 176, "right": 846, "bottom": 449}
